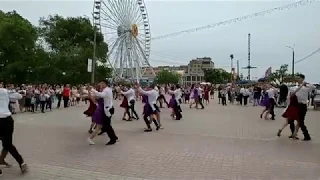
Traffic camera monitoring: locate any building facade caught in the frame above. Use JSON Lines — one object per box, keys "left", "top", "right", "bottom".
{"left": 117, "top": 57, "right": 214, "bottom": 86}
{"left": 182, "top": 57, "right": 214, "bottom": 86}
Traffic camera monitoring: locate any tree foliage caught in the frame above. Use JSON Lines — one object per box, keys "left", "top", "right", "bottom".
{"left": 268, "top": 64, "right": 302, "bottom": 84}
{"left": 0, "top": 11, "right": 111, "bottom": 85}
{"left": 0, "top": 11, "right": 38, "bottom": 84}
{"left": 203, "top": 68, "right": 231, "bottom": 84}
{"left": 155, "top": 70, "right": 180, "bottom": 84}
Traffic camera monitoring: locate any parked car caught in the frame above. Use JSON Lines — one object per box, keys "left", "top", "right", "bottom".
{"left": 313, "top": 89, "right": 320, "bottom": 110}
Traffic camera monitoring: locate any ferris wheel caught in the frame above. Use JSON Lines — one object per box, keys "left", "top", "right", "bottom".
{"left": 92, "top": 0, "right": 154, "bottom": 81}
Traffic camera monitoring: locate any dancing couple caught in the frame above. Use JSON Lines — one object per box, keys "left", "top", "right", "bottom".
{"left": 277, "top": 74, "right": 314, "bottom": 141}
{"left": 120, "top": 85, "right": 139, "bottom": 121}
{"left": 168, "top": 84, "right": 183, "bottom": 120}
{"left": 86, "top": 80, "right": 118, "bottom": 145}
{"left": 138, "top": 83, "right": 162, "bottom": 132}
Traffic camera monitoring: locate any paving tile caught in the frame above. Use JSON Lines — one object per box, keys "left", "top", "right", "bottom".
{"left": 1, "top": 99, "right": 320, "bottom": 179}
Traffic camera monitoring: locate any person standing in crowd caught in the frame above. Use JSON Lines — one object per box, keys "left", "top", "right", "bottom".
{"left": 210, "top": 86, "right": 215, "bottom": 99}
{"left": 25, "top": 86, "right": 33, "bottom": 112}
{"left": 220, "top": 87, "right": 227, "bottom": 106}
{"left": 46, "top": 88, "right": 53, "bottom": 111}
{"left": 310, "top": 89, "right": 316, "bottom": 107}
{"left": 55, "top": 85, "right": 62, "bottom": 108}
{"left": 39, "top": 90, "right": 47, "bottom": 113}
{"left": 7, "top": 84, "right": 17, "bottom": 114}
{"left": 253, "top": 85, "right": 261, "bottom": 106}
{"left": 267, "top": 84, "right": 276, "bottom": 120}
{"left": 62, "top": 84, "right": 70, "bottom": 108}
{"left": 287, "top": 74, "right": 315, "bottom": 141}
{"left": 90, "top": 80, "right": 118, "bottom": 145}
{"left": 243, "top": 87, "right": 250, "bottom": 106}
{"left": 217, "top": 85, "right": 222, "bottom": 104}
{"left": 278, "top": 83, "right": 289, "bottom": 107}
{"left": 34, "top": 87, "right": 41, "bottom": 111}
{"left": 239, "top": 86, "right": 245, "bottom": 105}
{"left": 0, "top": 85, "right": 27, "bottom": 175}
{"left": 203, "top": 85, "right": 210, "bottom": 105}
{"left": 184, "top": 88, "right": 190, "bottom": 104}
{"left": 197, "top": 84, "right": 204, "bottom": 109}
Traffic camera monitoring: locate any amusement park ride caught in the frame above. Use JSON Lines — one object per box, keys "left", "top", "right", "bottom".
{"left": 91, "top": 0, "right": 154, "bottom": 83}
{"left": 89, "top": 0, "right": 316, "bottom": 83}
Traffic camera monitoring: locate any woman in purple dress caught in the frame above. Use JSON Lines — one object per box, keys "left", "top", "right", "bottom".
{"left": 168, "top": 93, "right": 176, "bottom": 119}
{"left": 190, "top": 87, "right": 199, "bottom": 108}
{"left": 87, "top": 97, "right": 104, "bottom": 145}
{"left": 260, "top": 90, "right": 270, "bottom": 120}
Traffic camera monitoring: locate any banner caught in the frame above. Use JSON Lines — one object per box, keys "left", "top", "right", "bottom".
{"left": 87, "top": 58, "right": 92, "bottom": 72}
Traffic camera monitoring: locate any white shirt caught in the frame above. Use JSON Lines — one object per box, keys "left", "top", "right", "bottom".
{"left": 291, "top": 84, "right": 315, "bottom": 104}
{"left": 243, "top": 88, "right": 250, "bottom": 96}
{"left": 55, "top": 89, "right": 62, "bottom": 94}
{"left": 240, "top": 88, "right": 245, "bottom": 94}
{"left": 34, "top": 89, "right": 40, "bottom": 94}
{"left": 289, "top": 86, "right": 298, "bottom": 94}
{"left": 138, "top": 87, "right": 158, "bottom": 111}
{"left": 91, "top": 87, "right": 113, "bottom": 117}
{"left": 169, "top": 88, "right": 182, "bottom": 105}
{"left": 122, "top": 88, "right": 135, "bottom": 103}
{"left": 267, "top": 88, "right": 275, "bottom": 99}
{"left": 159, "top": 87, "right": 165, "bottom": 95}
{"left": 0, "top": 88, "right": 22, "bottom": 118}
{"left": 197, "top": 87, "right": 203, "bottom": 98}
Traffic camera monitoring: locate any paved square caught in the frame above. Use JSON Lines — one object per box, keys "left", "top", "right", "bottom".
{"left": 2, "top": 99, "right": 320, "bottom": 180}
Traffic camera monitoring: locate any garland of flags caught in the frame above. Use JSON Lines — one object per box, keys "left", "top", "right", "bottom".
{"left": 152, "top": 0, "right": 315, "bottom": 40}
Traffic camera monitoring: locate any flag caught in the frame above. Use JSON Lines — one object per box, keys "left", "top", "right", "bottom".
{"left": 264, "top": 67, "right": 272, "bottom": 77}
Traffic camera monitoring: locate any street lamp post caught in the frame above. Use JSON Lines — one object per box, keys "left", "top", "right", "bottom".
{"left": 91, "top": 26, "right": 97, "bottom": 83}
{"left": 286, "top": 45, "right": 295, "bottom": 78}
{"left": 90, "top": 0, "right": 101, "bottom": 83}
{"left": 230, "top": 54, "right": 234, "bottom": 83}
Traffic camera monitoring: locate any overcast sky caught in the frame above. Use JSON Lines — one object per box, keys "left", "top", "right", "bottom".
{"left": 1, "top": 0, "right": 319, "bottom": 82}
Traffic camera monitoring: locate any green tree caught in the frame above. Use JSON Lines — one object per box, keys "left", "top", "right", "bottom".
{"left": 155, "top": 70, "right": 180, "bottom": 84}
{"left": 268, "top": 64, "right": 302, "bottom": 84}
{"left": 268, "top": 64, "right": 289, "bottom": 84}
{"left": 38, "top": 15, "right": 110, "bottom": 84}
{"left": 0, "top": 10, "right": 38, "bottom": 84}
{"left": 203, "top": 68, "right": 231, "bottom": 84}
